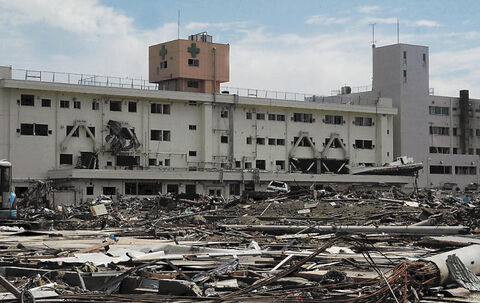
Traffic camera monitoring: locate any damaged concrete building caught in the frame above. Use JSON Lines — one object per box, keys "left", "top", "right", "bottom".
{"left": 0, "top": 33, "right": 408, "bottom": 203}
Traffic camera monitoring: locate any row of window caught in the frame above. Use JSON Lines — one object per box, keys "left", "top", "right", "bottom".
{"left": 429, "top": 106, "right": 449, "bottom": 115}
{"left": 431, "top": 146, "right": 480, "bottom": 155}
{"left": 60, "top": 153, "right": 172, "bottom": 167}
{"left": 20, "top": 95, "right": 171, "bottom": 114}
{"left": 430, "top": 165, "right": 477, "bottom": 175}
{"left": 246, "top": 137, "right": 285, "bottom": 146}
{"left": 151, "top": 130, "right": 171, "bottom": 141}
{"left": 156, "top": 59, "right": 200, "bottom": 74}
{"left": 430, "top": 126, "right": 480, "bottom": 137}
{"left": 244, "top": 112, "right": 373, "bottom": 126}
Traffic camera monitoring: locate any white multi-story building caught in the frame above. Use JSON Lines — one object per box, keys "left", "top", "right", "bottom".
{"left": 0, "top": 58, "right": 404, "bottom": 204}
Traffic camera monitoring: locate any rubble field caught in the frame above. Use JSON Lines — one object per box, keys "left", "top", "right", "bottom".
{"left": 1, "top": 185, "right": 480, "bottom": 302}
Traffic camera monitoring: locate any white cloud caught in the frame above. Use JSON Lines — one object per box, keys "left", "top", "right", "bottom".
{"left": 357, "top": 5, "right": 380, "bottom": 14}
{"left": 305, "top": 15, "right": 350, "bottom": 25}
{"left": 412, "top": 20, "right": 442, "bottom": 27}
{"left": 363, "top": 17, "right": 398, "bottom": 25}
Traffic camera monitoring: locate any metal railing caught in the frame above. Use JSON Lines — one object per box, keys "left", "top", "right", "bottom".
{"left": 220, "top": 86, "right": 316, "bottom": 102}
{"left": 11, "top": 69, "right": 159, "bottom": 90}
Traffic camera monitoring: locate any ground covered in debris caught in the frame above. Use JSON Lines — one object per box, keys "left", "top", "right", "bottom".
{"left": 1, "top": 186, "right": 480, "bottom": 302}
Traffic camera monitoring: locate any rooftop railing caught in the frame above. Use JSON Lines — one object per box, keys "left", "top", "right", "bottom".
{"left": 10, "top": 68, "right": 373, "bottom": 103}
{"left": 11, "top": 69, "right": 159, "bottom": 90}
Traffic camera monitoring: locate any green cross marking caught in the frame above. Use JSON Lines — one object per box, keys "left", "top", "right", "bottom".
{"left": 187, "top": 43, "right": 200, "bottom": 58}
{"left": 159, "top": 45, "right": 167, "bottom": 60}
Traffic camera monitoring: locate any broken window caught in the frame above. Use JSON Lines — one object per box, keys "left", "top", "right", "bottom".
{"left": 276, "top": 139, "right": 285, "bottom": 146}
{"left": 276, "top": 114, "right": 285, "bottom": 121}
{"left": 35, "top": 124, "right": 48, "bottom": 136}
{"left": 41, "top": 99, "right": 51, "bottom": 107}
{"left": 189, "top": 166, "right": 198, "bottom": 171}
{"left": 125, "top": 182, "right": 137, "bottom": 195}
{"left": 87, "top": 127, "right": 95, "bottom": 138}
{"left": 189, "top": 125, "right": 197, "bottom": 130}
{"left": 221, "top": 136, "right": 229, "bottom": 143}
{"left": 256, "top": 160, "right": 266, "bottom": 170}
{"left": 187, "top": 80, "right": 199, "bottom": 88}
{"left": 221, "top": 110, "right": 229, "bottom": 118}
{"left": 160, "top": 61, "right": 167, "bottom": 68}
{"left": 116, "top": 156, "right": 139, "bottom": 166}
{"left": 324, "top": 137, "right": 342, "bottom": 148}
{"left": 103, "top": 187, "right": 116, "bottom": 195}
{"left": 294, "top": 137, "right": 312, "bottom": 147}
{"left": 186, "top": 184, "right": 196, "bottom": 194}
{"left": 354, "top": 139, "right": 373, "bottom": 149}
{"left": 246, "top": 137, "right": 252, "bottom": 144}
{"left": 268, "top": 138, "right": 276, "bottom": 145}
{"left": 256, "top": 113, "right": 265, "bottom": 120}
{"left": 138, "top": 182, "right": 162, "bottom": 195}
{"left": 92, "top": 100, "right": 99, "bottom": 110}
{"left": 293, "top": 113, "right": 314, "bottom": 123}
{"left": 430, "top": 126, "right": 449, "bottom": 136}
{"left": 149, "top": 158, "right": 157, "bottom": 166}
{"left": 354, "top": 117, "right": 373, "bottom": 126}
{"left": 403, "top": 70, "right": 407, "bottom": 82}
{"left": 163, "top": 104, "right": 170, "bottom": 114}
{"left": 74, "top": 101, "right": 81, "bottom": 109}
{"left": 151, "top": 130, "right": 162, "bottom": 141}
{"left": 59, "top": 154, "right": 73, "bottom": 165}
{"left": 21, "top": 94, "right": 35, "bottom": 106}
{"left": 235, "top": 161, "right": 241, "bottom": 168}
{"left": 151, "top": 103, "right": 162, "bottom": 114}
{"left": 110, "top": 100, "right": 122, "bottom": 111}
{"left": 324, "top": 115, "right": 343, "bottom": 124}
{"left": 245, "top": 162, "right": 252, "bottom": 169}
{"left": 189, "top": 151, "right": 197, "bottom": 156}
{"left": 188, "top": 59, "right": 199, "bottom": 66}
{"left": 66, "top": 125, "right": 79, "bottom": 137}
{"left": 60, "top": 100, "right": 70, "bottom": 108}
{"left": 229, "top": 183, "right": 240, "bottom": 195}
{"left": 276, "top": 160, "right": 285, "bottom": 170}
{"left": 268, "top": 114, "right": 276, "bottom": 121}
{"left": 128, "top": 102, "right": 137, "bottom": 113}
{"left": 163, "top": 130, "right": 171, "bottom": 141}
{"left": 429, "top": 146, "right": 449, "bottom": 154}
{"left": 246, "top": 112, "right": 252, "bottom": 119}
{"left": 164, "top": 159, "right": 170, "bottom": 166}
{"left": 166, "top": 184, "right": 179, "bottom": 194}
{"left": 455, "top": 166, "right": 476, "bottom": 175}
{"left": 453, "top": 148, "right": 458, "bottom": 154}
{"left": 256, "top": 138, "right": 265, "bottom": 145}
{"left": 86, "top": 186, "right": 94, "bottom": 195}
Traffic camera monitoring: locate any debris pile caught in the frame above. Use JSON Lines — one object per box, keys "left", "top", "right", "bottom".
{"left": 1, "top": 186, "right": 480, "bottom": 302}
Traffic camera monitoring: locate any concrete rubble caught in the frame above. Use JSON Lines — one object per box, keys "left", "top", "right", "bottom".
{"left": 1, "top": 186, "right": 480, "bottom": 302}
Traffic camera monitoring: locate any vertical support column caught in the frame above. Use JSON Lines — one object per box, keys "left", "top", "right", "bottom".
{"left": 375, "top": 113, "right": 389, "bottom": 165}
{"left": 228, "top": 104, "right": 234, "bottom": 165}
{"left": 459, "top": 90, "right": 469, "bottom": 155}
{"left": 202, "top": 103, "right": 213, "bottom": 168}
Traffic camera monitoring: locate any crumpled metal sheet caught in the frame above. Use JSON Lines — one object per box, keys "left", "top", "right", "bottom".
{"left": 446, "top": 254, "right": 480, "bottom": 291}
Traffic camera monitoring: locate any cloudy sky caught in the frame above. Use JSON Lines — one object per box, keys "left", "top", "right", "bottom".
{"left": 1, "top": 0, "right": 479, "bottom": 97}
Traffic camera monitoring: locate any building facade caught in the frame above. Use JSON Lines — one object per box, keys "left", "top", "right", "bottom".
{"left": 0, "top": 62, "right": 404, "bottom": 204}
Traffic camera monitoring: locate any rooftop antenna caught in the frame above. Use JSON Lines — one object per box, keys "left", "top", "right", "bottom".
{"left": 177, "top": 10, "right": 180, "bottom": 39}
{"left": 370, "top": 23, "right": 376, "bottom": 48}
{"left": 396, "top": 18, "right": 399, "bottom": 44}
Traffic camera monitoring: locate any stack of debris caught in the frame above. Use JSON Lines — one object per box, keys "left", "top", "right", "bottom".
{"left": 0, "top": 185, "right": 479, "bottom": 302}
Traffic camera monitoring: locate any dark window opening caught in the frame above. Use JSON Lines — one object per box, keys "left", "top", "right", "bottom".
{"left": 151, "top": 130, "right": 162, "bottom": 141}
{"left": 15, "top": 187, "right": 29, "bottom": 198}
{"left": 246, "top": 137, "right": 252, "bottom": 144}
{"left": 186, "top": 184, "right": 196, "bottom": 194}
{"left": 87, "top": 127, "right": 95, "bottom": 138}
{"left": 41, "top": 99, "right": 51, "bottom": 107}
{"left": 324, "top": 115, "right": 343, "bottom": 124}
{"left": 256, "top": 160, "right": 266, "bottom": 170}
{"left": 103, "top": 187, "right": 116, "bottom": 195}
{"left": 163, "top": 130, "right": 171, "bottom": 141}
{"left": 221, "top": 136, "right": 229, "bottom": 143}
{"left": 268, "top": 114, "right": 276, "bottom": 120}
{"left": 21, "top": 94, "right": 35, "bottom": 106}
{"left": 430, "top": 165, "right": 452, "bottom": 174}
{"left": 74, "top": 101, "right": 81, "bottom": 109}
{"left": 116, "top": 156, "right": 139, "bottom": 166}
{"left": 92, "top": 101, "right": 99, "bottom": 110}
{"left": 229, "top": 183, "right": 240, "bottom": 195}
{"left": 268, "top": 138, "right": 276, "bottom": 145}
{"left": 166, "top": 184, "right": 179, "bottom": 194}
{"left": 86, "top": 186, "right": 94, "bottom": 195}
{"left": 246, "top": 112, "right": 252, "bottom": 119}
{"left": 276, "top": 139, "right": 285, "bottom": 146}
{"left": 276, "top": 114, "right": 285, "bottom": 121}
{"left": 163, "top": 104, "right": 170, "bottom": 114}
{"left": 256, "top": 137, "right": 265, "bottom": 145}
{"left": 160, "top": 61, "right": 167, "bottom": 68}
{"left": 189, "top": 100, "right": 198, "bottom": 106}
{"left": 66, "top": 125, "right": 79, "bottom": 137}
{"left": 276, "top": 160, "right": 285, "bottom": 170}
{"left": 189, "top": 151, "right": 197, "bottom": 156}
{"left": 151, "top": 103, "right": 162, "bottom": 114}
{"left": 110, "top": 100, "right": 122, "bottom": 111}
{"left": 189, "top": 125, "right": 197, "bottom": 130}
{"left": 354, "top": 139, "right": 373, "bottom": 149}
{"left": 324, "top": 137, "right": 342, "bottom": 148}
{"left": 60, "top": 154, "right": 73, "bottom": 165}
{"left": 187, "top": 80, "right": 199, "bottom": 88}
{"left": 293, "top": 113, "right": 314, "bottom": 123}
{"left": 60, "top": 100, "right": 70, "bottom": 108}
{"left": 35, "top": 124, "right": 48, "bottom": 136}
{"left": 245, "top": 162, "right": 252, "bottom": 169}
{"left": 164, "top": 159, "right": 170, "bottom": 166}
{"left": 256, "top": 113, "right": 265, "bottom": 120}
{"left": 294, "top": 137, "right": 313, "bottom": 147}
{"left": 20, "top": 123, "right": 34, "bottom": 135}
{"left": 128, "top": 102, "right": 137, "bottom": 112}
{"left": 188, "top": 59, "right": 199, "bottom": 66}
{"left": 221, "top": 110, "right": 229, "bottom": 118}
{"left": 235, "top": 161, "right": 241, "bottom": 168}
{"left": 149, "top": 158, "right": 157, "bottom": 166}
